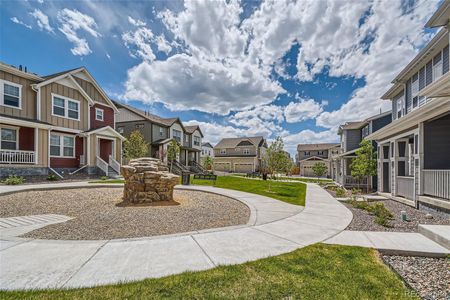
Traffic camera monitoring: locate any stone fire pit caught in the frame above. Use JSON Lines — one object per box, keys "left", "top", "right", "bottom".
{"left": 121, "top": 157, "right": 180, "bottom": 204}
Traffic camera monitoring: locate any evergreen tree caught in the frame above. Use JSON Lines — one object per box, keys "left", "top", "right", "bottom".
{"left": 123, "top": 130, "right": 149, "bottom": 159}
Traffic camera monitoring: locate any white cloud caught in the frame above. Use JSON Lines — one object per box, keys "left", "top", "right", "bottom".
{"left": 57, "top": 8, "right": 101, "bottom": 56}
{"left": 128, "top": 16, "right": 146, "bottom": 27}
{"left": 10, "top": 17, "right": 32, "bottom": 29}
{"left": 106, "top": 53, "right": 111, "bottom": 60}
{"left": 183, "top": 120, "right": 247, "bottom": 146}
{"left": 122, "top": 26, "right": 156, "bottom": 61}
{"left": 155, "top": 34, "right": 172, "bottom": 54}
{"left": 282, "top": 128, "right": 339, "bottom": 154}
{"left": 30, "top": 9, "right": 53, "bottom": 33}
{"left": 37, "top": 0, "right": 44, "bottom": 3}
{"left": 284, "top": 98, "right": 323, "bottom": 123}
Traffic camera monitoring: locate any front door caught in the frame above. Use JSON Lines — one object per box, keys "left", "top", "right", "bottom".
{"left": 99, "top": 139, "right": 113, "bottom": 162}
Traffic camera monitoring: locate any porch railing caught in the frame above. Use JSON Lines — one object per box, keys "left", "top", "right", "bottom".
{"left": 344, "top": 175, "right": 367, "bottom": 187}
{"left": 96, "top": 156, "right": 108, "bottom": 176}
{"left": 0, "top": 150, "right": 35, "bottom": 164}
{"left": 109, "top": 155, "right": 121, "bottom": 174}
{"left": 423, "top": 170, "right": 450, "bottom": 200}
{"left": 396, "top": 176, "right": 414, "bottom": 200}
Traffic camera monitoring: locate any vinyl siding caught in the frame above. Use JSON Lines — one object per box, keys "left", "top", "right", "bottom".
{"left": 214, "top": 146, "right": 257, "bottom": 157}
{"left": 40, "top": 82, "right": 89, "bottom": 130}
{"left": 116, "top": 121, "right": 152, "bottom": 155}
{"left": 73, "top": 76, "right": 109, "bottom": 105}
{"left": 345, "top": 129, "right": 362, "bottom": 152}
{"left": 152, "top": 124, "right": 168, "bottom": 142}
{"left": 0, "top": 70, "right": 37, "bottom": 119}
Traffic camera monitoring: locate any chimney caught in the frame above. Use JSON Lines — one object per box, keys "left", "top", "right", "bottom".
{"left": 19, "top": 65, "right": 22, "bottom": 71}
{"left": 24, "top": 66, "right": 27, "bottom": 73}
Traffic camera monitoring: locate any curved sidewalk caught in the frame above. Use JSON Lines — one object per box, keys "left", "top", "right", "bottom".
{"left": 0, "top": 182, "right": 352, "bottom": 290}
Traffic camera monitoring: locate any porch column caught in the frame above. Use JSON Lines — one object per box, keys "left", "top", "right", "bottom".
{"left": 418, "top": 122, "right": 425, "bottom": 196}
{"left": 34, "top": 128, "right": 38, "bottom": 165}
{"left": 391, "top": 141, "right": 397, "bottom": 196}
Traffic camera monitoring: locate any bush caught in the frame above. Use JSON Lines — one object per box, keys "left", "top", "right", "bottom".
{"left": 2, "top": 175, "right": 25, "bottom": 185}
{"left": 47, "top": 174, "right": 58, "bottom": 181}
{"left": 335, "top": 187, "right": 346, "bottom": 197}
{"left": 349, "top": 200, "right": 393, "bottom": 227}
{"left": 291, "top": 166, "right": 300, "bottom": 175}
{"left": 100, "top": 176, "right": 108, "bottom": 181}
{"left": 351, "top": 188, "right": 362, "bottom": 195}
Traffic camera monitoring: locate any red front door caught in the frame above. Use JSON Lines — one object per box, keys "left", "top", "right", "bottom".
{"left": 99, "top": 139, "right": 113, "bottom": 162}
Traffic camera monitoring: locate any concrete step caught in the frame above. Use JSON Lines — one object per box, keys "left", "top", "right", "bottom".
{"left": 418, "top": 224, "right": 450, "bottom": 250}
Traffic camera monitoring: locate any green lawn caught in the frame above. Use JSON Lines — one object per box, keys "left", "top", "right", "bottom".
{"left": 233, "top": 174, "right": 332, "bottom": 184}
{"left": 0, "top": 244, "right": 417, "bottom": 300}
{"left": 192, "top": 176, "right": 306, "bottom": 206}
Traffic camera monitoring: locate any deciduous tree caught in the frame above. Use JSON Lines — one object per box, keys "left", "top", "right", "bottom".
{"left": 123, "top": 130, "right": 149, "bottom": 159}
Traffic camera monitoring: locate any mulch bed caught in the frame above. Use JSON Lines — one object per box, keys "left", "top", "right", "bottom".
{"left": 382, "top": 255, "right": 450, "bottom": 300}
{"left": 0, "top": 188, "right": 250, "bottom": 240}
{"left": 343, "top": 199, "right": 449, "bottom": 232}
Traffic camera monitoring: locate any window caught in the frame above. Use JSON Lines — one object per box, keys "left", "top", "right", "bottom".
{"left": 135, "top": 123, "right": 144, "bottom": 129}
{"left": 1, "top": 81, "right": 21, "bottom": 108}
{"left": 397, "top": 98, "right": 403, "bottom": 119}
{"left": 52, "top": 94, "right": 79, "bottom": 120}
{"left": 304, "top": 151, "right": 310, "bottom": 156}
{"left": 220, "top": 149, "right": 226, "bottom": 154}
{"left": 1, "top": 128, "right": 17, "bottom": 150}
{"left": 50, "top": 134, "right": 75, "bottom": 157}
{"left": 411, "top": 73, "right": 419, "bottom": 109}
{"left": 117, "top": 127, "right": 124, "bottom": 134}
{"left": 433, "top": 52, "right": 443, "bottom": 81}
{"left": 243, "top": 149, "right": 250, "bottom": 155}
{"left": 184, "top": 134, "right": 189, "bottom": 143}
{"left": 95, "top": 108, "right": 104, "bottom": 121}
{"left": 172, "top": 129, "right": 181, "bottom": 142}
{"left": 159, "top": 127, "right": 164, "bottom": 137}
{"left": 194, "top": 136, "right": 201, "bottom": 146}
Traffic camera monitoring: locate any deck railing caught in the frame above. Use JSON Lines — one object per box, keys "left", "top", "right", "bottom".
{"left": 344, "top": 175, "right": 367, "bottom": 187}
{"left": 108, "top": 155, "right": 121, "bottom": 174}
{"left": 423, "top": 170, "right": 450, "bottom": 200}
{"left": 396, "top": 176, "right": 414, "bottom": 200}
{"left": 0, "top": 150, "right": 35, "bottom": 164}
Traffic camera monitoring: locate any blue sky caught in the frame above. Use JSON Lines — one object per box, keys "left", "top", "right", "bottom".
{"left": 0, "top": 0, "right": 440, "bottom": 154}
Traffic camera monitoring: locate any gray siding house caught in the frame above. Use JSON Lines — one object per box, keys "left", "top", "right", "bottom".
{"left": 297, "top": 143, "right": 340, "bottom": 178}
{"left": 367, "top": 2, "right": 449, "bottom": 213}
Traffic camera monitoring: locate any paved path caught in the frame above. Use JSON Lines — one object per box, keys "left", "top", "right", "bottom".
{"left": 0, "top": 214, "right": 72, "bottom": 239}
{"left": 325, "top": 230, "right": 449, "bottom": 257}
{"left": 0, "top": 182, "right": 351, "bottom": 290}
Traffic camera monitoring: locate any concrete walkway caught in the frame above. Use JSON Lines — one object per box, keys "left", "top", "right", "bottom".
{"left": 325, "top": 230, "right": 449, "bottom": 257}
{"left": 0, "top": 182, "right": 351, "bottom": 290}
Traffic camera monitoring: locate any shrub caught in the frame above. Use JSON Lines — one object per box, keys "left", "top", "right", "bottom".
{"left": 47, "top": 174, "right": 58, "bottom": 181}
{"left": 2, "top": 175, "right": 25, "bottom": 185}
{"left": 100, "top": 176, "right": 109, "bottom": 181}
{"left": 351, "top": 188, "right": 362, "bottom": 195}
{"left": 349, "top": 201, "right": 393, "bottom": 227}
{"left": 335, "top": 187, "right": 346, "bottom": 197}
{"left": 291, "top": 166, "right": 300, "bottom": 175}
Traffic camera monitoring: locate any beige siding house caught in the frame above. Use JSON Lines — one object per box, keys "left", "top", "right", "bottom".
{"left": 297, "top": 143, "right": 340, "bottom": 178}
{"left": 0, "top": 62, "right": 124, "bottom": 178}
{"left": 213, "top": 136, "right": 267, "bottom": 173}
{"left": 367, "top": 2, "right": 450, "bottom": 213}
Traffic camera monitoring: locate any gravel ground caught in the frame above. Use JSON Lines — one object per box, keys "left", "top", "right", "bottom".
{"left": 0, "top": 188, "right": 250, "bottom": 240}
{"left": 343, "top": 199, "right": 450, "bottom": 232}
{"left": 382, "top": 255, "right": 450, "bottom": 300}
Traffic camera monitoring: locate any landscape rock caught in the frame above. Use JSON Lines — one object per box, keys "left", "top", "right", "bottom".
{"left": 121, "top": 158, "right": 179, "bottom": 203}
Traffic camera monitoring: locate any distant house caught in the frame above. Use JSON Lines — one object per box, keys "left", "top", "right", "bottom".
{"left": 367, "top": 2, "right": 449, "bottom": 212}
{"left": 213, "top": 136, "right": 267, "bottom": 173}
{"left": 297, "top": 143, "right": 340, "bottom": 178}
{"left": 114, "top": 102, "right": 203, "bottom": 168}
{"left": 0, "top": 62, "right": 124, "bottom": 178}
{"left": 334, "top": 111, "right": 391, "bottom": 189}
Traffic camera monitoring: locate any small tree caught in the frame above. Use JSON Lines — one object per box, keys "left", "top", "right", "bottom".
{"left": 350, "top": 139, "right": 377, "bottom": 192}
{"left": 262, "top": 137, "right": 290, "bottom": 190}
{"left": 203, "top": 156, "right": 214, "bottom": 171}
{"left": 167, "top": 139, "right": 180, "bottom": 172}
{"left": 123, "top": 130, "right": 149, "bottom": 159}
{"left": 312, "top": 162, "right": 327, "bottom": 181}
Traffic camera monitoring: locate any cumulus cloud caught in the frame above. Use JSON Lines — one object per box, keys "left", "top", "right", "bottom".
{"left": 122, "top": 26, "right": 156, "bottom": 61}
{"left": 282, "top": 128, "right": 339, "bottom": 154}
{"left": 128, "top": 16, "right": 146, "bottom": 27}
{"left": 57, "top": 8, "right": 101, "bottom": 56}
{"left": 30, "top": 9, "right": 54, "bottom": 33}
{"left": 10, "top": 17, "right": 32, "bottom": 29}
{"left": 284, "top": 98, "right": 324, "bottom": 123}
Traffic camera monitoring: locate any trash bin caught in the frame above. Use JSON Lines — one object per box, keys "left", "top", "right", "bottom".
{"left": 181, "top": 172, "right": 190, "bottom": 185}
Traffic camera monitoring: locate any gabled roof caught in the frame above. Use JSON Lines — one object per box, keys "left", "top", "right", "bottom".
{"left": 299, "top": 156, "right": 327, "bottom": 162}
{"left": 83, "top": 126, "right": 125, "bottom": 141}
{"left": 184, "top": 125, "right": 204, "bottom": 137}
{"left": 113, "top": 100, "right": 183, "bottom": 128}
{"left": 426, "top": 0, "right": 450, "bottom": 28}
{"left": 297, "top": 143, "right": 339, "bottom": 152}
{"left": 214, "top": 136, "right": 265, "bottom": 149}
{"left": 338, "top": 111, "right": 392, "bottom": 134}
{"left": 202, "top": 142, "right": 213, "bottom": 148}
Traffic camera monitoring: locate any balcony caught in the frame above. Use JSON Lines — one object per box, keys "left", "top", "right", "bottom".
{"left": 0, "top": 150, "right": 35, "bottom": 164}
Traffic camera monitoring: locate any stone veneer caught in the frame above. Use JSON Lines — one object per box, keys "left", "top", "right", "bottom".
{"left": 121, "top": 157, "right": 180, "bottom": 203}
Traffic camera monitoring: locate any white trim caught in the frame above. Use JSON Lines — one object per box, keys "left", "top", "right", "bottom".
{"left": 51, "top": 93, "right": 81, "bottom": 121}
{"left": 36, "top": 87, "right": 41, "bottom": 120}
{"left": 0, "top": 79, "right": 22, "bottom": 110}
{"left": 49, "top": 133, "right": 76, "bottom": 158}
{"left": 95, "top": 107, "right": 104, "bottom": 121}
{"left": 84, "top": 125, "right": 125, "bottom": 141}
{"left": 0, "top": 125, "right": 19, "bottom": 150}
{"left": 34, "top": 128, "right": 38, "bottom": 165}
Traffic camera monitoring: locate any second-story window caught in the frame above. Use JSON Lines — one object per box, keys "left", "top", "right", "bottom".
{"left": 220, "top": 149, "right": 226, "bottom": 154}
{"left": 172, "top": 129, "right": 181, "bottom": 142}
{"left": 411, "top": 73, "right": 419, "bottom": 109}
{"left": 1, "top": 81, "right": 21, "bottom": 109}
{"left": 95, "top": 108, "right": 104, "bottom": 121}
{"left": 243, "top": 149, "right": 250, "bottom": 155}
{"left": 397, "top": 98, "right": 403, "bottom": 119}
{"left": 52, "top": 95, "right": 79, "bottom": 120}
{"left": 194, "top": 136, "right": 201, "bottom": 146}
{"left": 117, "top": 127, "right": 124, "bottom": 134}
{"left": 159, "top": 127, "right": 164, "bottom": 137}
{"left": 433, "top": 52, "right": 443, "bottom": 81}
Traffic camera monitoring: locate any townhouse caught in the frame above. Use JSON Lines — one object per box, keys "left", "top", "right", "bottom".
{"left": 213, "top": 136, "right": 267, "bottom": 173}
{"left": 0, "top": 62, "right": 124, "bottom": 178}
{"left": 334, "top": 111, "right": 391, "bottom": 189}
{"left": 114, "top": 102, "right": 203, "bottom": 170}
{"left": 367, "top": 1, "right": 450, "bottom": 213}
{"left": 297, "top": 143, "right": 340, "bottom": 178}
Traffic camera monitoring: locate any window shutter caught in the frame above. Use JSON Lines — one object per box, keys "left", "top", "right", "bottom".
{"left": 405, "top": 79, "right": 412, "bottom": 114}
{"left": 443, "top": 45, "right": 449, "bottom": 74}
{"left": 418, "top": 67, "right": 425, "bottom": 90}
{"left": 425, "top": 60, "right": 432, "bottom": 85}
